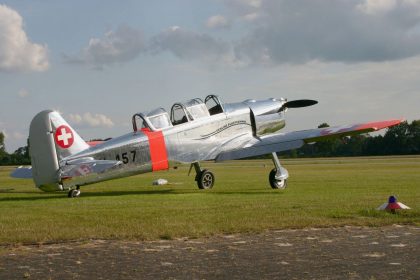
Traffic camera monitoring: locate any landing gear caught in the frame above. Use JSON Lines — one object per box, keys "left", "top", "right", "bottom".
{"left": 269, "top": 152, "right": 288, "bottom": 189}
{"left": 198, "top": 169, "right": 215, "bottom": 189}
{"left": 269, "top": 169, "right": 287, "bottom": 189}
{"left": 190, "top": 162, "right": 215, "bottom": 189}
{"left": 68, "top": 186, "right": 81, "bottom": 198}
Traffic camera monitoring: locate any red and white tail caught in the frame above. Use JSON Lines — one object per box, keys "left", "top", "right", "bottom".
{"left": 29, "top": 110, "right": 89, "bottom": 191}
{"left": 48, "top": 111, "right": 89, "bottom": 159}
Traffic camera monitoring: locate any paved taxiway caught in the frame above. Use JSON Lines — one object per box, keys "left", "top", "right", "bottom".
{"left": 1, "top": 225, "right": 418, "bottom": 279}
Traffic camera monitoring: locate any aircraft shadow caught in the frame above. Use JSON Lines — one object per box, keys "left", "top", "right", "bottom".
{"left": 0, "top": 189, "right": 176, "bottom": 202}
{"left": 208, "top": 191, "right": 285, "bottom": 196}
{"left": 81, "top": 189, "right": 176, "bottom": 198}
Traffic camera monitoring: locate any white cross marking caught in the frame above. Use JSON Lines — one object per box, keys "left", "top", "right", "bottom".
{"left": 57, "top": 128, "right": 72, "bottom": 146}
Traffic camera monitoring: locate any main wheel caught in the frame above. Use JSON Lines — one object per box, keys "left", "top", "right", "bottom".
{"left": 269, "top": 168, "right": 287, "bottom": 189}
{"left": 197, "top": 169, "right": 215, "bottom": 189}
{"left": 68, "top": 189, "right": 81, "bottom": 198}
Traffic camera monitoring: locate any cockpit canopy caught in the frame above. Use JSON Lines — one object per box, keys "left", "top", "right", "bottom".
{"left": 171, "top": 98, "right": 213, "bottom": 125}
{"left": 146, "top": 108, "right": 172, "bottom": 129}
{"left": 132, "top": 108, "right": 172, "bottom": 132}
{"left": 185, "top": 98, "right": 210, "bottom": 119}
{"left": 132, "top": 95, "right": 224, "bottom": 132}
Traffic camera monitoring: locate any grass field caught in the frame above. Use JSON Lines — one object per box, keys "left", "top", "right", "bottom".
{"left": 0, "top": 156, "right": 419, "bottom": 245}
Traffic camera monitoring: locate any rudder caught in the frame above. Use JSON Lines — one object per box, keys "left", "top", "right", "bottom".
{"left": 29, "top": 110, "right": 89, "bottom": 191}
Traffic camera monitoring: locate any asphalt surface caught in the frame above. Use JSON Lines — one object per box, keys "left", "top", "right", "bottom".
{"left": 0, "top": 225, "right": 418, "bottom": 280}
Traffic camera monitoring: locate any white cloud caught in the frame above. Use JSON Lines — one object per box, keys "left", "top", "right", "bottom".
{"left": 236, "top": 0, "right": 262, "bottom": 8}
{"left": 150, "top": 26, "right": 231, "bottom": 63}
{"left": 224, "top": 0, "right": 262, "bottom": 18}
{"left": 0, "top": 128, "right": 26, "bottom": 151}
{"left": 233, "top": 0, "right": 420, "bottom": 65}
{"left": 64, "top": 26, "right": 145, "bottom": 69}
{"left": 357, "top": 0, "right": 420, "bottom": 14}
{"left": 12, "top": 131, "right": 25, "bottom": 140}
{"left": 0, "top": 4, "right": 49, "bottom": 72}
{"left": 17, "top": 88, "right": 29, "bottom": 98}
{"left": 242, "top": 12, "right": 260, "bottom": 22}
{"left": 248, "top": 0, "right": 262, "bottom": 8}
{"left": 357, "top": 0, "right": 397, "bottom": 14}
{"left": 206, "top": 15, "right": 230, "bottom": 29}
{"left": 68, "top": 114, "right": 82, "bottom": 124}
{"left": 68, "top": 113, "right": 114, "bottom": 128}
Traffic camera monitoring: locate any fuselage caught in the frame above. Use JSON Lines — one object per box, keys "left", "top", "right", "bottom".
{"left": 59, "top": 97, "right": 286, "bottom": 189}
{"left": 22, "top": 95, "right": 400, "bottom": 195}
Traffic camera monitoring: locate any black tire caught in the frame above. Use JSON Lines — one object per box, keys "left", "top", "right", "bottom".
{"left": 197, "top": 169, "right": 215, "bottom": 189}
{"left": 269, "top": 168, "right": 287, "bottom": 189}
{"left": 68, "top": 189, "right": 81, "bottom": 198}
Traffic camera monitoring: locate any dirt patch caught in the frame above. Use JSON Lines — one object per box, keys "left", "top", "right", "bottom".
{"left": 0, "top": 225, "right": 419, "bottom": 279}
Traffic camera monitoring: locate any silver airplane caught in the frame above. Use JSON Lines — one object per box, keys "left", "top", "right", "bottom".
{"left": 12, "top": 95, "right": 402, "bottom": 197}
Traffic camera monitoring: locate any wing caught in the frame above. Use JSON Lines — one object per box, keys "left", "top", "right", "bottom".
{"left": 215, "top": 119, "right": 403, "bottom": 161}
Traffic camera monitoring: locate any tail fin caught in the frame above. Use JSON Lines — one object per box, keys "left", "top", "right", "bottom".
{"left": 29, "top": 110, "right": 89, "bottom": 191}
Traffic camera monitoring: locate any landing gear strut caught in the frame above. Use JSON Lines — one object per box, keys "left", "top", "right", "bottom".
{"left": 190, "top": 162, "right": 215, "bottom": 189}
{"left": 269, "top": 152, "right": 289, "bottom": 189}
{"left": 68, "top": 185, "right": 81, "bottom": 198}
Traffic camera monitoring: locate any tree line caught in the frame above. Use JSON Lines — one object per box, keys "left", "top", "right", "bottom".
{"left": 0, "top": 120, "right": 419, "bottom": 165}
{"left": 0, "top": 133, "right": 30, "bottom": 165}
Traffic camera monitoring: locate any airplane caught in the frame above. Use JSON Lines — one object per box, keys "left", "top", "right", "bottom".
{"left": 11, "top": 95, "right": 402, "bottom": 197}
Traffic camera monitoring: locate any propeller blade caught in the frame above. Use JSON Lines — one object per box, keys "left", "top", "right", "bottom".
{"left": 280, "top": 99, "right": 318, "bottom": 111}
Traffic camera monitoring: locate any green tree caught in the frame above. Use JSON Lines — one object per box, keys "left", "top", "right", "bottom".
{"left": 382, "top": 121, "right": 410, "bottom": 154}
{"left": 336, "top": 134, "right": 366, "bottom": 156}
{"left": 0, "top": 134, "right": 31, "bottom": 165}
{"left": 313, "top": 123, "right": 342, "bottom": 156}
{"left": 408, "top": 120, "right": 420, "bottom": 154}
{"left": 11, "top": 144, "right": 31, "bottom": 165}
{"left": 0, "top": 132, "right": 5, "bottom": 154}
{"left": 0, "top": 132, "right": 7, "bottom": 164}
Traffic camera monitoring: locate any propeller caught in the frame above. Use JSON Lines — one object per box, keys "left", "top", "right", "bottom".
{"left": 280, "top": 99, "right": 318, "bottom": 111}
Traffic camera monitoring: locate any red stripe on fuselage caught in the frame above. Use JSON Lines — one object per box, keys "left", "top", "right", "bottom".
{"left": 143, "top": 129, "right": 169, "bottom": 171}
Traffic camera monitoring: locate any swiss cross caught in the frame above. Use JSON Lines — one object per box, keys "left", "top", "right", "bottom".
{"left": 55, "top": 125, "right": 74, "bottom": 149}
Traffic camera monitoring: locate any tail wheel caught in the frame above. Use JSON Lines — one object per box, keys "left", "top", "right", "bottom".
{"left": 68, "top": 188, "right": 81, "bottom": 198}
{"left": 197, "top": 169, "right": 215, "bottom": 189}
{"left": 269, "top": 168, "right": 287, "bottom": 189}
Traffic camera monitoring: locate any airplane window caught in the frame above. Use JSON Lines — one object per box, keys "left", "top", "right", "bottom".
{"left": 171, "top": 104, "right": 189, "bottom": 125}
{"left": 185, "top": 98, "right": 203, "bottom": 107}
{"left": 205, "top": 95, "right": 224, "bottom": 115}
{"left": 148, "top": 114, "right": 172, "bottom": 129}
{"left": 187, "top": 104, "right": 210, "bottom": 119}
{"left": 132, "top": 114, "right": 148, "bottom": 131}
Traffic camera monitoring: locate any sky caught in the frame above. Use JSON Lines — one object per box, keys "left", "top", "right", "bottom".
{"left": 1, "top": 0, "right": 420, "bottom": 152}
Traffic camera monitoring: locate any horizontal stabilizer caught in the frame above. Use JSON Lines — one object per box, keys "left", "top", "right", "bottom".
{"left": 10, "top": 166, "right": 33, "bottom": 179}
{"left": 60, "top": 158, "right": 122, "bottom": 179}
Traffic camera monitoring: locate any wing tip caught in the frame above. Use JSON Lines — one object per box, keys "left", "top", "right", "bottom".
{"left": 362, "top": 118, "right": 405, "bottom": 131}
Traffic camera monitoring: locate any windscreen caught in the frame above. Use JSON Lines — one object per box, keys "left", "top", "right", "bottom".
{"left": 148, "top": 113, "right": 172, "bottom": 129}
{"left": 186, "top": 103, "right": 210, "bottom": 119}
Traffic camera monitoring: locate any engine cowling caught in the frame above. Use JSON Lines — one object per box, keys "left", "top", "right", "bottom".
{"left": 245, "top": 98, "right": 286, "bottom": 137}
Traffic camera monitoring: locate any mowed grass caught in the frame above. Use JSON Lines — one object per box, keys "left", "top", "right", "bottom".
{"left": 0, "top": 156, "right": 419, "bottom": 244}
